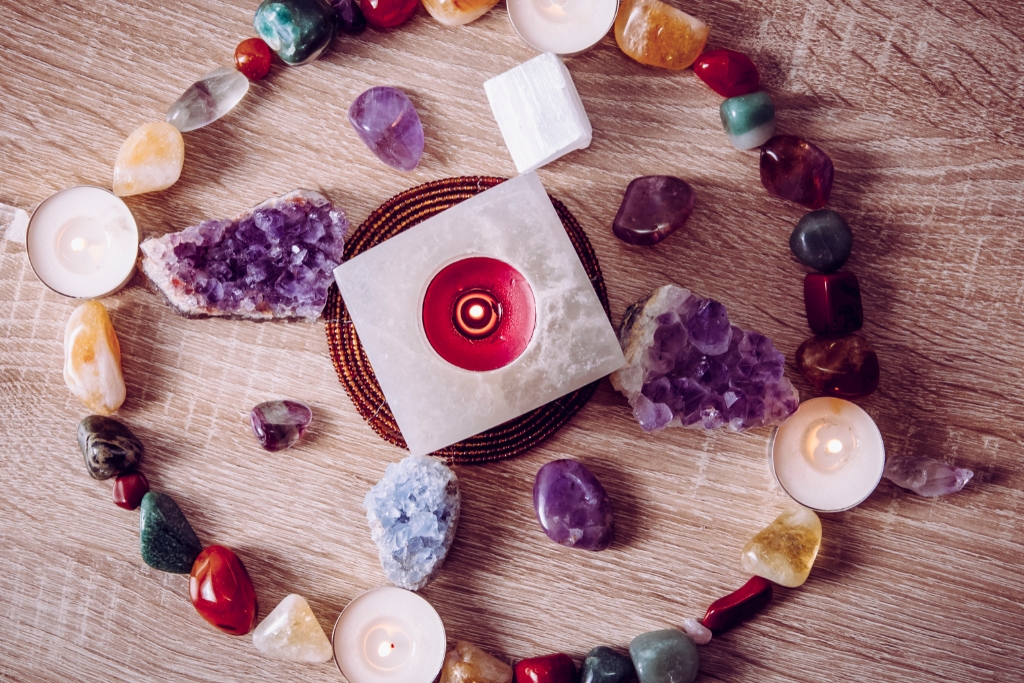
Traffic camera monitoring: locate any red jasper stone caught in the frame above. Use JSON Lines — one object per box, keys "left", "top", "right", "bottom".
{"left": 189, "top": 546, "right": 258, "bottom": 636}
{"left": 359, "top": 0, "right": 418, "bottom": 28}
{"left": 760, "top": 135, "right": 834, "bottom": 209}
{"left": 702, "top": 575, "right": 773, "bottom": 634}
{"left": 804, "top": 272, "right": 863, "bottom": 334}
{"left": 112, "top": 472, "right": 150, "bottom": 510}
{"left": 234, "top": 37, "right": 272, "bottom": 81}
{"left": 514, "top": 653, "right": 576, "bottom": 683}
{"left": 693, "top": 49, "right": 760, "bottom": 97}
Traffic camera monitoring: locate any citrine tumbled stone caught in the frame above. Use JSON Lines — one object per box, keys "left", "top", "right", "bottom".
{"left": 189, "top": 545, "right": 258, "bottom": 636}
{"left": 701, "top": 576, "right": 773, "bottom": 634}
{"left": 694, "top": 49, "right": 760, "bottom": 97}
{"left": 804, "top": 272, "right": 863, "bottom": 334}
{"left": 234, "top": 37, "right": 273, "bottom": 80}
{"left": 760, "top": 135, "right": 834, "bottom": 209}
{"left": 359, "top": 0, "right": 418, "bottom": 28}
{"left": 515, "top": 653, "right": 577, "bottom": 683}
{"left": 796, "top": 334, "right": 879, "bottom": 399}
{"left": 112, "top": 472, "right": 150, "bottom": 510}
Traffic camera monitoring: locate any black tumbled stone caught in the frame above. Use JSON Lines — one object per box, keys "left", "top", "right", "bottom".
{"left": 789, "top": 209, "right": 853, "bottom": 273}
{"left": 77, "top": 415, "right": 143, "bottom": 480}
{"left": 582, "top": 646, "right": 636, "bottom": 683}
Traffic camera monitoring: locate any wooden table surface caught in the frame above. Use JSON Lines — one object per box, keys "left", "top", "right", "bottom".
{"left": 2, "top": 0, "right": 1022, "bottom": 681}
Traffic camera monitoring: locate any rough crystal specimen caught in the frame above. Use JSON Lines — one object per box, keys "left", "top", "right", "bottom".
{"left": 760, "top": 135, "right": 834, "bottom": 209}
{"left": 235, "top": 38, "right": 273, "bottom": 80}
{"left": 359, "top": 0, "right": 419, "bottom": 28}
{"left": 250, "top": 400, "right": 313, "bottom": 451}
{"left": 140, "top": 491, "right": 203, "bottom": 574}
{"left": 610, "top": 285, "right": 799, "bottom": 433}
{"left": 790, "top": 209, "right": 852, "bottom": 273}
{"left": 614, "top": 0, "right": 708, "bottom": 71}
{"left": 1, "top": 202, "right": 28, "bottom": 243}
{"left": 252, "top": 594, "right": 334, "bottom": 662}
{"left": 364, "top": 455, "right": 460, "bottom": 590}
{"left": 533, "top": 459, "right": 614, "bottom": 551}
{"left": 441, "top": 642, "right": 513, "bottom": 683}
{"left": 331, "top": 0, "right": 367, "bottom": 33}
{"left": 720, "top": 91, "right": 776, "bottom": 150}
{"left": 78, "top": 415, "right": 143, "bottom": 480}
{"left": 64, "top": 301, "right": 126, "bottom": 415}
{"left": 629, "top": 630, "right": 699, "bottom": 683}
{"left": 348, "top": 87, "right": 424, "bottom": 172}
{"left": 741, "top": 507, "right": 821, "bottom": 588}
{"left": 515, "top": 654, "right": 576, "bottom": 683}
{"left": 804, "top": 272, "right": 863, "bottom": 334}
{"left": 113, "top": 472, "right": 150, "bottom": 510}
{"left": 422, "top": 0, "right": 498, "bottom": 25}
{"left": 113, "top": 122, "right": 185, "bottom": 197}
{"left": 796, "top": 334, "right": 879, "bottom": 399}
{"left": 140, "top": 190, "right": 347, "bottom": 321}
{"left": 694, "top": 49, "right": 759, "bottom": 97}
{"left": 681, "top": 619, "right": 712, "bottom": 645}
{"left": 254, "top": 0, "right": 339, "bottom": 65}
{"left": 166, "top": 66, "right": 250, "bottom": 133}
{"left": 700, "top": 576, "right": 772, "bottom": 634}
{"left": 189, "top": 545, "right": 258, "bottom": 635}
{"left": 612, "top": 176, "right": 694, "bottom": 246}
{"left": 883, "top": 456, "right": 974, "bottom": 497}
{"left": 582, "top": 646, "right": 635, "bottom": 683}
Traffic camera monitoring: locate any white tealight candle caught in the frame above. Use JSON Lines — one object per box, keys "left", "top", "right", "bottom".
{"left": 770, "top": 397, "right": 885, "bottom": 512}
{"left": 332, "top": 587, "right": 446, "bottom": 683}
{"left": 507, "top": 0, "right": 620, "bottom": 55}
{"left": 27, "top": 186, "right": 138, "bottom": 298}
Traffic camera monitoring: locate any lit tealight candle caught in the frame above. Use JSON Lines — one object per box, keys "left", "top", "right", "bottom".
{"left": 27, "top": 186, "right": 138, "bottom": 298}
{"left": 769, "top": 397, "right": 885, "bottom": 512}
{"left": 332, "top": 586, "right": 446, "bottom": 683}
{"left": 507, "top": 0, "right": 620, "bottom": 55}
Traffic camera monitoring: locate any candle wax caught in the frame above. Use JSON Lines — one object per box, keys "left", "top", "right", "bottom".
{"left": 508, "top": 0, "right": 619, "bottom": 55}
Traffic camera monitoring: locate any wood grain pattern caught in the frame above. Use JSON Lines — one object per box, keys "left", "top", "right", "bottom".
{"left": 1, "top": 0, "right": 1022, "bottom": 681}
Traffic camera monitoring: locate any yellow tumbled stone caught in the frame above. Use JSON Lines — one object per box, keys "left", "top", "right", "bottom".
{"left": 614, "top": 0, "right": 708, "bottom": 71}
{"left": 251, "top": 594, "right": 333, "bottom": 663}
{"left": 112, "top": 122, "right": 185, "bottom": 197}
{"left": 421, "top": 0, "right": 499, "bottom": 26}
{"left": 63, "top": 301, "right": 125, "bottom": 415}
{"left": 440, "top": 641, "right": 513, "bottom": 683}
{"left": 741, "top": 506, "right": 822, "bottom": 588}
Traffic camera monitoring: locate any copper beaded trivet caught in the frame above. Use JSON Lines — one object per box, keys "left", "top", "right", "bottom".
{"left": 324, "top": 176, "right": 611, "bottom": 464}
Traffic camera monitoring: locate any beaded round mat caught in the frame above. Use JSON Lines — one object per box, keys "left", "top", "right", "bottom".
{"left": 324, "top": 176, "right": 611, "bottom": 464}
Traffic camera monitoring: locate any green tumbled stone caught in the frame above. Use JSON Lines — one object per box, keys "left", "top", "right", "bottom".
{"left": 77, "top": 415, "right": 143, "bottom": 480}
{"left": 789, "top": 209, "right": 853, "bottom": 273}
{"left": 254, "top": 0, "right": 339, "bottom": 66}
{"left": 719, "top": 91, "right": 776, "bottom": 150}
{"left": 140, "top": 492, "right": 203, "bottom": 574}
{"left": 583, "top": 646, "right": 636, "bottom": 683}
{"left": 629, "top": 630, "right": 699, "bottom": 683}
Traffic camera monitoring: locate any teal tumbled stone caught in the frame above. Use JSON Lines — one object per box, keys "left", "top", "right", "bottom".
{"left": 139, "top": 492, "right": 203, "bottom": 574}
{"left": 719, "top": 91, "right": 776, "bottom": 150}
{"left": 629, "top": 630, "right": 699, "bottom": 683}
{"left": 254, "top": 0, "right": 339, "bottom": 66}
{"left": 583, "top": 646, "right": 636, "bottom": 683}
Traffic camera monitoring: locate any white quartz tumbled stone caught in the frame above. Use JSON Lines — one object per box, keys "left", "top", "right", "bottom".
{"left": 252, "top": 594, "right": 333, "bottom": 663}
{"left": 334, "top": 172, "right": 624, "bottom": 456}
{"left": 484, "top": 52, "right": 593, "bottom": 173}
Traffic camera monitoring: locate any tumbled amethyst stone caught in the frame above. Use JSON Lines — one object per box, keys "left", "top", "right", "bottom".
{"left": 250, "top": 400, "right": 313, "bottom": 451}
{"left": 612, "top": 175, "right": 695, "bottom": 246}
{"left": 533, "top": 459, "right": 614, "bottom": 551}
{"left": 348, "top": 87, "right": 424, "bottom": 172}
{"left": 331, "top": 0, "right": 367, "bottom": 34}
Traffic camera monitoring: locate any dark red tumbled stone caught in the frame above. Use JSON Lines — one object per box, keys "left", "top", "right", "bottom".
{"left": 804, "top": 272, "right": 863, "bottom": 334}
{"left": 693, "top": 49, "right": 760, "bottom": 97}
{"left": 515, "top": 653, "right": 576, "bottom": 683}
{"left": 702, "top": 575, "right": 773, "bottom": 634}
{"left": 112, "top": 472, "right": 150, "bottom": 510}
{"left": 189, "top": 545, "right": 258, "bottom": 636}
{"left": 760, "top": 135, "right": 834, "bottom": 209}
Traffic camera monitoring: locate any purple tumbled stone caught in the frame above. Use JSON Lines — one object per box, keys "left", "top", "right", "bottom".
{"left": 533, "top": 459, "right": 614, "bottom": 551}
{"left": 331, "top": 0, "right": 367, "bottom": 34}
{"left": 883, "top": 456, "right": 973, "bottom": 497}
{"left": 250, "top": 400, "right": 313, "bottom": 451}
{"left": 612, "top": 175, "right": 695, "bottom": 246}
{"left": 348, "top": 87, "right": 424, "bottom": 172}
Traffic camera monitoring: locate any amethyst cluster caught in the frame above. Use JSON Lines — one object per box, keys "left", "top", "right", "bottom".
{"left": 140, "top": 190, "right": 347, "bottom": 321}
{"left": 611, "top": 284, "right": 799, "bottom": 432}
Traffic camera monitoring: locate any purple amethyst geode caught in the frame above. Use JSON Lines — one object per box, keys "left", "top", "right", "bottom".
{"left": 611, "top": 285, "right": 799, "bottom": 432}
{"left": 139, "top": 190, "right": 347, "bottom": 321}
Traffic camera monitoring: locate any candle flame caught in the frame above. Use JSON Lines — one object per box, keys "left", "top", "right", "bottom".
{"left": 826, "top": 439, "right": 843, "bottom": 454}
{"left": 468, "top": 304, "right": 485, "bottom": 320}
{"left": 378, "top": 642, "right": 394, "bottom": 657}
{"left": 71, "top": 237, "right": 88, "bottom": 252}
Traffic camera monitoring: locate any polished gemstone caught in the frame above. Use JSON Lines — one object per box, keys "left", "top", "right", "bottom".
{"left": 440, "top": 641, "right": 513, "bottom": 683}
{"left": 348, "top": 86, "right": 424, "bottom": 171}
{"left": 741, "top": 507, "right": 822, "bottom": 588}
{"left": 612, "top": 176, "right": 694, "bottom": 246}
{"left": 760, "top": 135, "right": 834, "bottom": 209}
{"left": 701, "top": 576, "right": 773, "bottom": 634}
{"left": 883, "top": 456, "right": 974, "bottom": 497}
{"left": 250, "top": 400, "right": 313, "bottom": 451}
{"left": 112, "top": 122, "right": 185, "bottom": 197}
{"left": 359, "top": 0, "right": 419, "bottom": 28}
{"left": 64, "top": 301, "right": 126, "bottom": 415}
{"left": 629, "top": 630, "right": 699, "bottom": 683}
{"left": 582, "top": 646, "right": 635, "bottom": 683}
{"left": 254, "top": 0, "right": 339, "bottom": 65}
{"left": 234, "top": 38, "right": 273, "bottom": 80}
{"left": 693, "top": 49, "right": 759, "bottom": 97}
{"left": 614, "top": 0, "right": 708, "bottom": 70}
{"left": 533, "top": 459, "right": 614, "bottom": 551}
{"left": 252, "top": 594, "right": 333, "bottom": 662}
{"left": 681, "top": 619, "right": 712, "bottom": 645}
{"left": 720, "top": 91, "right": 775, "bottom": 150}
{"left": 422, "top": 0, "right": 498, "bottom": 25}
{"left": 77, "top": 415, "right": 143, "bottom": 480}
{"left": 804, "top": 272, "right": 863, "bottom": 334}
{"left": 113, "top": 472, "right": 150, "bottom": 510}
{"left": 140, "top": 492, "right": 203, "bottom": 574}
{"left": 364, "top": 455, "right": 460, "bottom": 590}
{"left": 166, "top": 66, "right": 250, "bottom": 133}
{"left": 331, "top": 0, "right": 367, "bottom": 32}
{"left": 789, "top": 209, "right": 852, "bottom": 273}
{"left": 189, "top": 545, "right": 258, "bottom": 635}
{"left": 515, "top": 653, "right": 576, "bottom": 683}
{"left": 796, "top": 334, "right": 879, "bottom": 398}
{"left": 139, "top": 190, "right": 347, "bottom": 321}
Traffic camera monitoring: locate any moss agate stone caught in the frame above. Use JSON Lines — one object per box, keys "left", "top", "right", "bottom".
{"left": 254, "top": 0, "right": 339, "bottom": 65}
{"left": 789, "top": 209, "right": 852, "bottom": 273}
{"left": 582, "top": 646, "right": 635, "bottom": 683}
{"left": 719, "top": 91, "right": 775, "bottom": 150}
{"left": 77, "top": 415, "right": 143, "bottom": 480}
{"left": 629, "top": 630, "right": 698, "bottom": 683}
{"left": 140, "top": 492, "right": 203, "bottom": 574}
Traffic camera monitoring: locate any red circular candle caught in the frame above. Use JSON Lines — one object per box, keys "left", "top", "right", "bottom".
{"left": 422, "top": 257, "right": 536, "bottom": 372}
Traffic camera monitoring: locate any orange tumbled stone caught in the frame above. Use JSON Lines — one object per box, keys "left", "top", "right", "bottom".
{"left": 234, "top": 37, "right": 272, "bottom": 81}
{"left": 189, "top": 545, "right": 258, "bottom": 636}
{"left": 614, "top": 0, "right": 708, "bottom": 71}
{"left": 63, "top": 300, "right": 125, "bottom": 415}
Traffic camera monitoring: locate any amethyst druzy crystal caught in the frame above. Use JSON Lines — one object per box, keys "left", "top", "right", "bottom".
{"left": 348, "top": 86, "right": 424, "bottom": 172}
{"left": 140, "top": 190, "right": 347, "bottom": 321}
{"left": 611, "top": 285, "right": 800, "bottom": 432}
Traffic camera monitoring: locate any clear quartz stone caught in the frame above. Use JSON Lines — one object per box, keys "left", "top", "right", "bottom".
{"left": 166, "top": 66, "right": 250, "bottom": 133}
{"left": 252, "top": 594, "right": 333, "bottom": 663}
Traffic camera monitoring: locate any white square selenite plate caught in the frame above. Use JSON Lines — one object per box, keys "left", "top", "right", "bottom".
{"left": 333, "top": 173, "right": 624, "bottom": 456}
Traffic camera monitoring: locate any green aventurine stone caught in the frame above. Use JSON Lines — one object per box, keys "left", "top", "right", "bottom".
{"left": 582, "top": 646, "right": 636, "bottom": 683}
{"left": 720, "top": 91, "right": 775, "bottom": 136}
{"left": 254, "top": 0, "right": 340, "bottom": 65}
{"left": 629, "top": 630, "right": 699, "bottom": 683}
{"left": 140, "top": 492, "right": 203, "bottom": 574}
